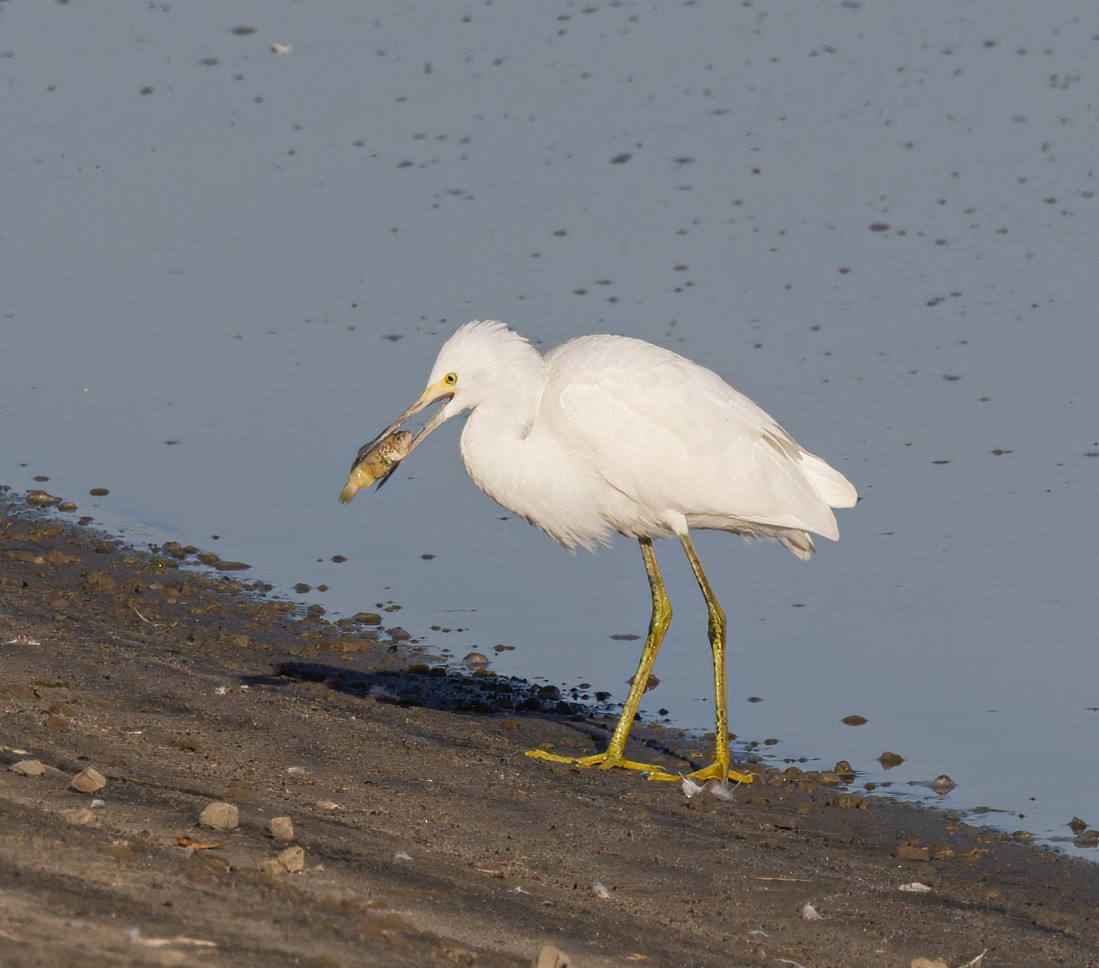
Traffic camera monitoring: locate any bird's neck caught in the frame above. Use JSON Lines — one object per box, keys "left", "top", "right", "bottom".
{"left": 459, "top": 365, "right": 544, "bottom": 472}
{"left": 458, "top": 360, "right": 560, "bottom": 530}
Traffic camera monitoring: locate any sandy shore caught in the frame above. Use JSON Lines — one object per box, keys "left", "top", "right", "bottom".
{"left": 1, "top": 494, "right": 1097, "bottom": 967}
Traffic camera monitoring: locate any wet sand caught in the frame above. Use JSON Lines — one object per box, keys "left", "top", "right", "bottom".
{"left": 1, "top": 494, "right": 1097, "bottom": 967}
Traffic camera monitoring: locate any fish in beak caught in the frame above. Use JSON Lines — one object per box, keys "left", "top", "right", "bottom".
{"left": 338, "top": 380, "right": 455, "bottom": 503}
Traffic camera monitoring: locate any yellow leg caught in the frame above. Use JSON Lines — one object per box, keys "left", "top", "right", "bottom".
{"left": 677, "top": 533, "right": 752, "bottom": 785}
{"left": 526, "top": 538, "right": 682, "bottom": 778}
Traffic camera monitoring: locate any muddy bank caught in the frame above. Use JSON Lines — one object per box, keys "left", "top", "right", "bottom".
{"left": 1, "top": 494, "right": 1097, "bottom": 967}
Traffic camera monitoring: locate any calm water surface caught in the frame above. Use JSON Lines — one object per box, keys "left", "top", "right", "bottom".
{"left": 2, "top": 1, "right": 1097, "bottom": 852}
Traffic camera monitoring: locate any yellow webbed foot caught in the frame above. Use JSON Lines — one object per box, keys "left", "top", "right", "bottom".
{"left": 525, "top": 748, "right": 676, "bottom": 778}
{"left": 525, "top": 749, "right": 752, "bottom": 784}
{"left": 671, "top": 760, "right": 754, "bottom": 785}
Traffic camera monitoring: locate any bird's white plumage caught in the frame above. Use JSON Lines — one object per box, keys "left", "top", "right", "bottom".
{"left": 426, "top": 320, "right": 856, "bottom": 557}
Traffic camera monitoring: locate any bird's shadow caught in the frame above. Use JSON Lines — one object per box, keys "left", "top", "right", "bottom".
{"left": 242, "top": 660, "right": 593, "bottom": 719}
{"left": 242, "top": 660, "right": 694, "bottom": 768}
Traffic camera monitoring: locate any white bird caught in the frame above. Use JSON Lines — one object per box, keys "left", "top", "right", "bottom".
{"left": 342, "top": 320, "right": 857, "bottom": 783}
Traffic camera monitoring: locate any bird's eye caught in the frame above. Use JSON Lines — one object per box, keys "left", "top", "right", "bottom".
{"left": 444, "top": 372, "right": 458, "bottom": 386}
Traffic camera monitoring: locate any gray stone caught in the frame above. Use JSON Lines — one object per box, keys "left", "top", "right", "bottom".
{"left": 533, "top": 944, "right": 573, "bottom": 968}
{"left": 277, "top": 846, "right": 305, "bottom": 872}
{"left": 198, "top": 801, "right": 239, "bottom": 831}
{"left": 71, "top": 767, "right": 107, "bottom": 794}
{"left": 269, "top": 816, "right": 294, "bottom": 842}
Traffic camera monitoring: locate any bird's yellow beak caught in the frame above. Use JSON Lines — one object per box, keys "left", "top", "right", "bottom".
{"left": 383, "top": 379, "right": 455, "bottom": 456}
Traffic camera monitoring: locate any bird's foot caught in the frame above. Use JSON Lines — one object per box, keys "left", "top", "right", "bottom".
{"left": 525, "top": 748, "right": 677, "bottom": 778}
{"left": 524, "top": 748, "right": 753, "bottom": 784}
{"left": 675, "top": 760, "right": 754, "bottom": 785}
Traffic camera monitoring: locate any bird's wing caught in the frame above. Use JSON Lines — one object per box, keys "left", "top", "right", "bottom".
{"left": 542, "top": 337, "right": 848, "bottom": 538}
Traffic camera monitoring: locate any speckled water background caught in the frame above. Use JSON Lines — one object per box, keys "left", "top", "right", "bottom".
{"left": 2, "top": 0, "right": 1097, "bottom": 851}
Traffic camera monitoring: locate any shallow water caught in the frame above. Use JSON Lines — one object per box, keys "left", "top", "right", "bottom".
{"left": 2, "top": 1, "right": 1097, "bottom": 852}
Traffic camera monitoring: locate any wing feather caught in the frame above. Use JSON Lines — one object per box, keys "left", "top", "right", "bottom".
{"left": 542, "top": 336, "right": 854, "bottom": 539}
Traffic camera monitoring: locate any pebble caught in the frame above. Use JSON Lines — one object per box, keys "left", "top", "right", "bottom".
{"left": 213, "top": 560, "right": 251, "bottom": 571}
{"left": 26, "top": 490, "right": 61, "bottom": 507}
{"left": 931, "top": 774, "right": 956, "bottom": 793}
{"left": 278, "top": 846, "right": 305, "bottom": 872}
{"left": 10, "top": 759, "right": 46, "bottom": 777}
{"left": 1074, "top": 829, "right": 1099, "bottom": 848}
{"left": 198, "top": 801, "right": 239, "bottom": 831}
{"left": 533, "top": 944, "right": 573, "bottom": 968}
{"left": 71, "top": 767, "right": 107, "bottom": 794}
{"left": 269, "top": 816, "right": 294, "bottom": 842}
{"left": 798, "top": 901, "right": 823, "bottom": 920}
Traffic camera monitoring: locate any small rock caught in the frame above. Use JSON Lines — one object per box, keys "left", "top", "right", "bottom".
{"left": 879, "top": 751, "right": 905, "bottom": 769}
{"left": 931, "top": 774, "right": 956, "bottom": 793}
{"left": 278, "top": 846, "right": 305, "bottom": 872}
{"left": 198, "top": 801, "right": 239, "bottom": 831}
{"left": 26, "top": 490, "right": 61, "bottom": 507}
{"left": 354, "top": 612, "right": 382, "bottom": 625}
{"left": 270, "top": 816, "right": 294, "bottom": 842}
{"left": 10, "top": 759, "right": 47, "bottom": 777}
{"left": 71, "top": 767, "right": 107, "bottom": 794}
{"left": 1074, "top": 829, "right": 1099, "bottom": 848}
{"left": 798, "top": 901, "right": 823, "bottom": 920}
{"left": 1068, "top": 816, "right": 1088, "bottom": 834}
{"left": 532, "top": 944, "right": 573, "bottom": 968}
{"left": 213, "top": 560, "right": 251, "bottom": 571}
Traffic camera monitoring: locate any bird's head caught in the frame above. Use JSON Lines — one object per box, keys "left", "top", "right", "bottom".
{"left": 340, "top": 321, "right": 531, "bottom": 501}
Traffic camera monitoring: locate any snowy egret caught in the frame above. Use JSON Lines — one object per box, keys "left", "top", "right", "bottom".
{"left": 342, "top": 320, "right": 857, "bottom": 782}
